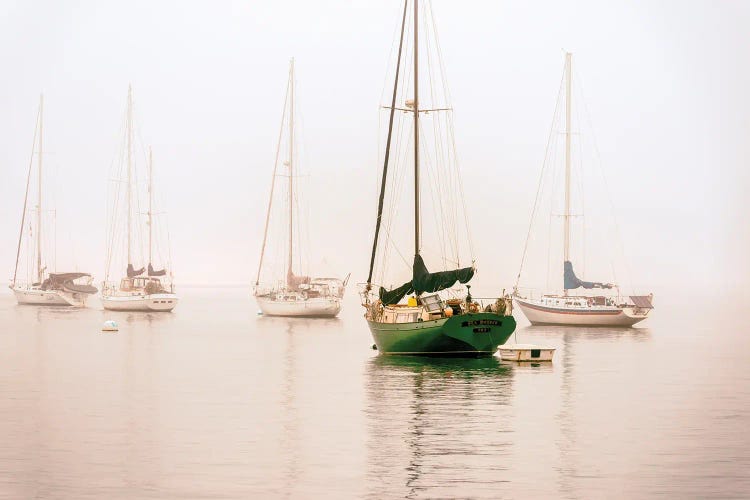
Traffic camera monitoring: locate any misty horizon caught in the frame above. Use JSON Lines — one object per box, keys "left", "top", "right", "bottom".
{"left": 2, "top": 0, "right": 748, "bottom": 295}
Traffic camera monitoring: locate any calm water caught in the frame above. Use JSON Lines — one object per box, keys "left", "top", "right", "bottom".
{"left": 0, "top": 287, "right": 748, "bottom": 498}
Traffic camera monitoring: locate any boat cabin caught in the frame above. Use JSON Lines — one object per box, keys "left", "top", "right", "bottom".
{"left": 379, "top": 294, "right": 460, "bottom": 323}
{"left": 119, "top": 277, "right": 168, "bottom": 294}
{"left": 540, "top": 294, "right": 615, "bottom": 308}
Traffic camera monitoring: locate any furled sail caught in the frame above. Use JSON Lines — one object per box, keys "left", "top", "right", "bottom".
{"left": 379, "top": 254, "right": 474, "bottom": 305}
{"left": 563, "top": 261, "right": 613, "bottom": 290}
{"left": 287, "top": 270, "right": 311, "bottom": 289}
{"left": 413, "top": 254, "right": 474, "bottom": 294}
{"left": 127, "top": 264, "right": 145, "bottom": 277}
{"left": 148, "top": 263, "right": 166, "bottom": 277}
{"left": 42, "top": 273, "right": 98, "bottom": 294}
{"left": 379, "top": 281, "right": 414, "bottom": 305}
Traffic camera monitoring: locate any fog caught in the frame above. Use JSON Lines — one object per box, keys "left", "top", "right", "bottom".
{"left": 1, "top": 0, "right": 748, "bottom": 296}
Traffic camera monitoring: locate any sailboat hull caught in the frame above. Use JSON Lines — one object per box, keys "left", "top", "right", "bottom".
{"left": 256, "top": 296, "right": 341, "bottom": 318}
{"left": 368, "top": 312, "right": 516, "bottom": 357}
{"left": 12, "top": 287, "right": 87, "bottom": 307}
{"left": 102, "top": 293, "right": 179, "bottom": 312}
{"left": 515, "top": 297, "right": 648, "bottom": 327}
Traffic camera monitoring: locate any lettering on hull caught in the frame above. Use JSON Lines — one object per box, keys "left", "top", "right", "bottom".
{"left": 461, "top": 319, "right": 501, "bottom": 327}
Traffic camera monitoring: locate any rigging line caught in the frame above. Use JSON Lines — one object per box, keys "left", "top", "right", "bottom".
{"left": 419, "top": 120, "right": 448, "bottom": 267}
{"left": 422, "top": 10, "right": 444, "bottom": 267}
{"left": 367, "top": 0, "right": 409, "bottom": 287}
{"left": 431, "top": 2, "right": 474, "bottom": 263}
{"left": 574, "top": 94, "right": 586, "bottom": 276}
{"left": 549, "top": 111, "right": 564, "bottom": 289}
{"left": 13, "top": 105, "right": 41, "bottom": 286}
{"left": 447, "top": 112, "right": 475, "bottom": 263}
{"left": 165, "top": 214, "right": 174, "bottom": 282}
{"left": 256, "top": 68, "right": 291, "bottom": 286}
{"left": 104, "top": 116, "right": 127, "bottom": 281}
{"left": 105, "top": 117, "right": 125, "bottom": 280}
{"left": 379, "top": 116, "right": 412, "bottom": 283}
{"left": 380, "top": 118, "right": 413, "bottom": 280}
{"left": 378, "top": 38, "right": 414, "bottom": 284}
{"left": 431, "top": 0, "right": 465, "bottom": 263}
{"left": 424, "top": 16, "right": 456, "bottom": 268}
{"left": 378, "top": 116, "right": 407, "bottom": 283}
{"left": 515, "top": 63, "right": 567, "bottom": 290}
{"left": 425, "top": 0, "right": 453, "bottom": 235}
{"left": 427, "top": 2, "right": 465, "bottom": 264}
{"left": 577, "top": 67, "right": 636, "bottom": 293}
{"left": 428, "top": 0, "right": 453, "bottom": 108}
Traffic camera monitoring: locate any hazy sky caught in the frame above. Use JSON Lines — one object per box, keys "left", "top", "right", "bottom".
{"left": 1, "top": 0, "right": 748, "bottom": 295}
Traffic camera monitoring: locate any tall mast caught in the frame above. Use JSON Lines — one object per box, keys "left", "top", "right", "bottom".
{"left": 256, "top": 69, "right": 291, "bottom": 288}
{"left": 413, "top": 0, "right": 421, "bottom": 258}
{"left": 366, "top": 0, "right": 409, "bottom": 287}
{"left": 563, "top": 52, "right": 572, "bottom": 295}
{"left": 287, "top": 59, "right": 295, "bottom": 287}
{"left": 126, "top": 85, "right": 133, "bottom": 267}
{"left": 148, "top": 147, "right": 153, "bottom": 266}
{"left": 36, "top": 94, "right": 44, "bottom": 283}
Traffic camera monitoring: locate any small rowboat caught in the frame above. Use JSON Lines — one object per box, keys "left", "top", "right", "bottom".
{"left": 498, "top": 344, "right": 555, "bottom": 362}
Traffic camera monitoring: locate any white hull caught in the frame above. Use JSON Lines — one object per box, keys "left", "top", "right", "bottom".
{"left": 498, "top": 344, "right": 555, "bottom": 362}
{"left": 102, "top": 293, "right": 178, "bottom": 312}
{"left": 514, "top": 297, "right": 648, "bottom": 327}
{"left": 13, "top": 287, "right": 87, "bottom": 307}
{"left": 256, "top": 295, "right": 341, "bottom": 318}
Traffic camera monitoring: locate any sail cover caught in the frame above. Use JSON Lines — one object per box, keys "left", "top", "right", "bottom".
{"left": 287, "top": 271, "right": 311, "bottom": 290}
{"left": 43, "top": 273, "right": 98, "bottom": 294}
{"left": 127, "top": 264, "right": 145, "bottom": 277}
{"left": 564, "top": 261, "right": 613, "bottom": 290}
{"left": 379, "top": 281, "right": 414, "bottom": 305}
{"left": 379, "top": 254, "right": 474, "bottom": 305}
{"left": 413, "top": 254, "right": 474, "bottom": 294}
{"left": 148, "top": 263, "right": 166, "bottom": 277}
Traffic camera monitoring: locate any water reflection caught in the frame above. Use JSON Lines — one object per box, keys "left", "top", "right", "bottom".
{"left": 280, "top": 320, "right": 299, "bottom": 499}
{"left": 556, "top": 330, "right": 579, "bottom": 499}
{"left": 518, "top": 324, "right": 652, "bottom": 343}
{"left": 366, "top": 357, "right": 514, "bottom": 499}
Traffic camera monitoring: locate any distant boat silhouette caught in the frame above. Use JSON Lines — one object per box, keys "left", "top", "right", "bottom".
{"left": 102, "top": 86, "right": 178, "bottom": 312}
{"left": 254, "top": 59, "right": 347, "bottom": 318}
{"left": 10, "top": 95, "right": 97, "bottom": 307}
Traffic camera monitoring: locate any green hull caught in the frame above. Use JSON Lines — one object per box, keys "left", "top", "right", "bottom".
{"left": 368, "top": 312, "right": 516, "bottom": 357}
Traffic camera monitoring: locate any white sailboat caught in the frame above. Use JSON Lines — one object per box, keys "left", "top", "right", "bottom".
{"left": 102, "top": 86, "right": 178, "bottom": 312}
{"left": 513, "top": 53, "right": 653, "bottom": 327}
{"left": 254, "top": 59, "right": 347, "bottom": 318}
{"left": 10, "top": 95, "right": 97, "bottom": 307}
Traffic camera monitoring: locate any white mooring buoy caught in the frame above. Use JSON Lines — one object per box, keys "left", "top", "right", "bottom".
{"left": 102, "top": 320, "right": 119, "bottom": 332}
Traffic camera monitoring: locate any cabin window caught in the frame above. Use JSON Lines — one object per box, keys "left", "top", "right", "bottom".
{"left": 396, "top": 313, "right": 417, "bottom": 323}
{"left": 531, "top": 349, "right": 541, "bottom": 358}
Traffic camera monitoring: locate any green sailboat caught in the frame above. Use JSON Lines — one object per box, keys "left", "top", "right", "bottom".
{"left": 360, "top": 0, "right": 515, "bottom": 356}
